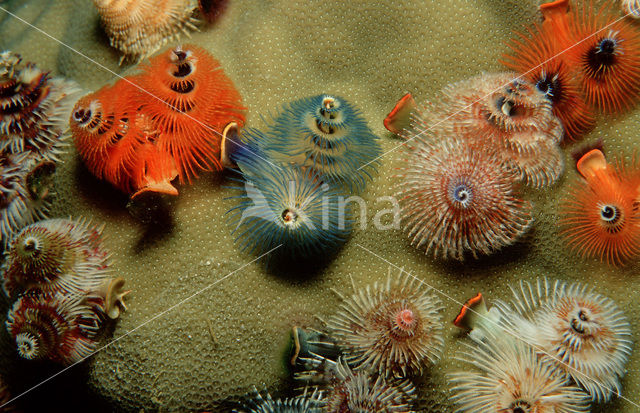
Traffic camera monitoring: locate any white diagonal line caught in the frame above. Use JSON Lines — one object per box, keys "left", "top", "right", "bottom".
{"left": 358, "top": 9, "right": 637, "bottom": 171}
{"left": 0, "top": 244, "right": 281, "bottom": 409}
{"left": 355, "top": 243, "right": 640, "bottom": 408}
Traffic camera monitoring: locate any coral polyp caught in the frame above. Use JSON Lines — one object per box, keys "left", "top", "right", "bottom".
{"left": 398, "top": 136, "right": 533, "bottom": 260}
{"left": 228, "top": 146, "right": 351, "bottom": 259}
{"left": 559, "top": 150, "right": 640, "bottom": 266}
{"left": 233, "top": 386, "right": 323, "bottom": 413}
{"left": 93, "top": 0, "right": 200, "bottom": 63}
{"left": 266, "top": 94, "right": 381, "bottom": 192}
{"left": 570, "top": 4, "right": 640, "bottom": 113}
{"left": 5, "top": 291, "right": 101, "bottom": 365}
{"left": 326, "top": 269, "right": 443, "bottom": 378}
{"left": 1, "top": 218, "right": 111, "bottom": 299}
{"left": 324, "top": 358, "right": 416, "bottom": 413}
{"left": 450, "top": 332, "right": 591, "bottom": 413}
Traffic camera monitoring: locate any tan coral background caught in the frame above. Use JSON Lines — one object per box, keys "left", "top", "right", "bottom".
{"left": 0, "top": 0, "right": 638, "bottom": 411}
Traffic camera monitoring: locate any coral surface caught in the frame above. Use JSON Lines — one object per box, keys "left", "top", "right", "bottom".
{"left": 0, "top": 0, "right": 639, "bottom": 412}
